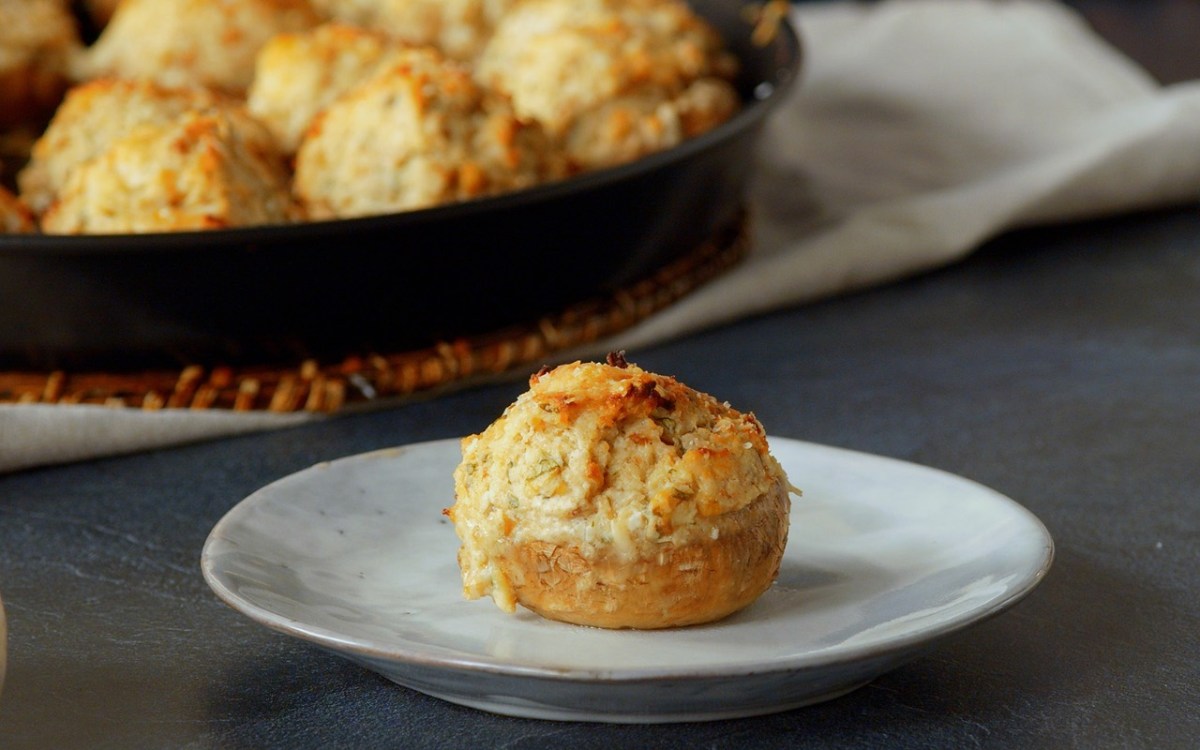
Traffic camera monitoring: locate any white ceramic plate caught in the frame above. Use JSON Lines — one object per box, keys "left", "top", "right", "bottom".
{"left": 201, "top": 437, "right": 1053, "bottom": 723}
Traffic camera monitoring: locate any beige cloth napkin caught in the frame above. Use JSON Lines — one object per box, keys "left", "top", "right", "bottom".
{"left": 3, "top": 0, "right": 1200, "bottom": 473}
{"left": 606, "top": 0, "right": 1200, "bottom": 347}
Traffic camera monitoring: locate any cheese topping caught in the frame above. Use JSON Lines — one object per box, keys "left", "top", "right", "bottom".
{"left": 448, "top": 359, "right": 790, "bottom": 610}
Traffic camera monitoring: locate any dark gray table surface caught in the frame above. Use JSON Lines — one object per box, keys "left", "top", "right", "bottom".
{"left": 2, "top": 202, "right": 1199, "bottom": 748}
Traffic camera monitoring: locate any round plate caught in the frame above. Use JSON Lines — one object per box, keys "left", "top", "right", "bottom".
{"left": 201, "top": 437, "right": 1053, "bottom": 723}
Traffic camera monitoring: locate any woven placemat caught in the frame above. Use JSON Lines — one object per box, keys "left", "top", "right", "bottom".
{"left": 0, "top": 213, "right": 749, "bottom": 413}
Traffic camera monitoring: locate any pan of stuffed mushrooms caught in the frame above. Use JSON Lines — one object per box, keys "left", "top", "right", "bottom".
{"left": 0, "top": 0, "right": 800, "bottom": 369}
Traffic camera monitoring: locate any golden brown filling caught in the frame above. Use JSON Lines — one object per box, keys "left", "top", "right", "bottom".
{"left": 448, "top": 355, "right": 791, "bottom": 613}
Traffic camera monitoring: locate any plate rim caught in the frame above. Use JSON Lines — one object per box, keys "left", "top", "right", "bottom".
{"left": 201, "top": 436, "right": 1055, "bottom": 685}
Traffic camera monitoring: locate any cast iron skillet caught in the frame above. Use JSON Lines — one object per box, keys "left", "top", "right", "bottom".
{"left": 0, "top": 2, "right": 801, "bottom": 370}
